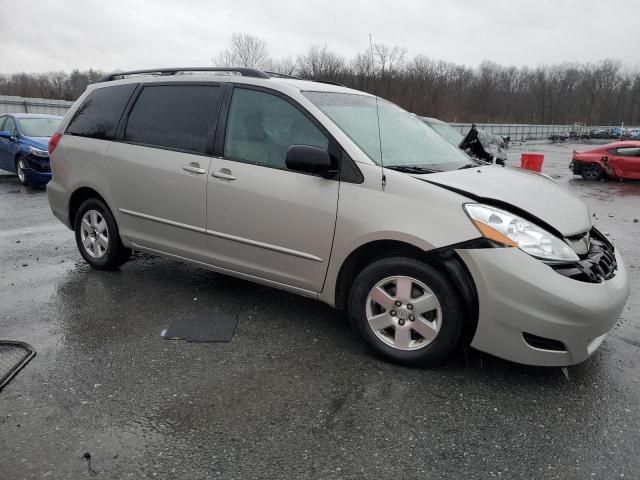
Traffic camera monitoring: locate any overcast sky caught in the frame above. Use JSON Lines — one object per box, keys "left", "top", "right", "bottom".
{"left": 1, "top": 0, "right": 639, "bottom": 73}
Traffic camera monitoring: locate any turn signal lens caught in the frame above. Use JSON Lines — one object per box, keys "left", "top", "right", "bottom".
{"left": 471, "top": 220, "right": 518, "bottom": 247}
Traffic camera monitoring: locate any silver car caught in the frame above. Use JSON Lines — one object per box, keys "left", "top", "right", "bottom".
{"left": 47, "top": 67, "right": 629, "bottom": 367}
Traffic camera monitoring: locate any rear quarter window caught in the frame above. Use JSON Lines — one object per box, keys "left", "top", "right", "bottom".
{"left": 66, "top": 84, "right": 137, "bottom": 140}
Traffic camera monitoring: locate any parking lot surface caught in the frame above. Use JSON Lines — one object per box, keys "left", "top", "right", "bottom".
{"left": 1, "top": 141, "right": 639, "bottom": 479}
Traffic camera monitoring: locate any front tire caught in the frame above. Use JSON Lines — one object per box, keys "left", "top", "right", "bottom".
{"left": 74, "top": 198, "right": 131, "bottom": 270}
{"left": 348, "top": 257, "right": 464, "bottom": 367}
{"left": 16, "top": 156, "right": 29, "bottom": 186}
{"left": 580, "top": 162, "right": 604, "bottom": 181}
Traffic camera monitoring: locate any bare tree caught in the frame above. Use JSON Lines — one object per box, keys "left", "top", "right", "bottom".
{"left": 213, "top": 33, "right": 270, "bottom": 68}
{"left": 296, "top": 44, "right": 345, "bottom": 78}
{"left": 264, "top": 57, "right": 297, "bottom": 76}
{"left": 373, "top": 44, "right": 407, "bottom": 75}
{"left": 2, "top": 38, "right": 639, "bottom": 126}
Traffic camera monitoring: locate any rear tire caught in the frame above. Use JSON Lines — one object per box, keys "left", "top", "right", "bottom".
{"left": 16, "top": 156, "right": 29, "bottom": 186}
{"left": 348, "top": 257, "right": 464, "bottom": 367}
{"left": 74, "top": 198, "right": 131, "bottom": 270}
{"left": 580, "top": 163, "right": 604, "bottom": 181}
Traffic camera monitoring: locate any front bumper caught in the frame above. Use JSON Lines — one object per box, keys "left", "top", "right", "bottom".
{"left": 457, "top": 247, "right": 629, "bottom": 366}
{"left": 569, "top": 159, "right": 583, "bottom": 174}
{"left": 23, "top": 155, "right": 52, "bottom": 186}
{"left": 22, "top": 168, "right": 52, "bottom": 186}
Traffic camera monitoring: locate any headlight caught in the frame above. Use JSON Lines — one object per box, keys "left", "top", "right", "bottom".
{"left": 464, "top": 203, "right": 579, "bottom": 263}
{"left": 29, "top": 146, "right": 49, "bottom": 157}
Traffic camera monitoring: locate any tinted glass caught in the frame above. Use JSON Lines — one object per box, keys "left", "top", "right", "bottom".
{"left": 616, "top": 147, "right": 640, "bottom": 157}
{"left": 125, "top": 85, "right": 220, "bottom": 154}
{"left": 0, "top": 116, "right": 5, "bottom": 130}
{"left": 18, "top": 117, "right": 61, "bottom": 137}
{"left": 66, "top": 84, "right": 136, "bottom": 140}
{"left": 303, "top": 91, "right": 470, "bottom": 170}
{"left": 224, "top": 88, "right": 328, "bottom": 169}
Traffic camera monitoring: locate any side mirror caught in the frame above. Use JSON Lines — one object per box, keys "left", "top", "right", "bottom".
{"left": 285, "top": 145, "right": 337, "bottom": 177}
{"left": 0, "top": 130, "right": 13, "bottom": 140}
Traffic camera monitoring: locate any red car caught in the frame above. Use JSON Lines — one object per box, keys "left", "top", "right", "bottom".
{"left": 570, "top": 141, "right": 640, "bottom": 180}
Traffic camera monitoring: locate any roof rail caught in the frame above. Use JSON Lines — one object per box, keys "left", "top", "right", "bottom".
{"left": 96, "top": 67, "right": 270, "bottom": 83}
{"left": 313, "top": 79, "right": 345, "bottom": 87}
{"left": 264, "top": 71, "right": 301, "bottom": 80}
{"left": 265, "top": 71, "right": 346, "bottom": 87}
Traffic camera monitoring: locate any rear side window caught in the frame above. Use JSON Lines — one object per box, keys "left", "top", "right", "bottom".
{"left": 615, "top": 147, "right": 640, "bottom": 157}
{"left": 66, "top": 84, "right": 136, "bottom": 140}
{"left": 124, "top": 85, "right": 221, "bottom": 155}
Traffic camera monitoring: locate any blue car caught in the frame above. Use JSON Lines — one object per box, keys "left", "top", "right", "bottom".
{"left": 0, "top": 113, "right": 62, "bottom": 186}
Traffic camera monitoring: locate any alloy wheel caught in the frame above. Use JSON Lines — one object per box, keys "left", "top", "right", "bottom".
{"left": 365, "top": 275, "right": 442, "bottom": 351}
{"left": 582, "top": 163, "right": 602, "bottom": 180}
{"left": 16, "top": 159, "right": 26, "bottom": 184}
{"left": 80, "top": 210, "right": 109, "bottom": 258}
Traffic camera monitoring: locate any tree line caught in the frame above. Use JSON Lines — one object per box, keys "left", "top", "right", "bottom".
{"left": 2, "top": 33, "right": 639, "bottom": 126}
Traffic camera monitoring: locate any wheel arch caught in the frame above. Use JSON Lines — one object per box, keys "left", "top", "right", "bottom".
{"left": 334, "top": 239, "right": 480, "bottom": 343}
{"left": 68, "top": 187, "right": 111, "bottom": 227}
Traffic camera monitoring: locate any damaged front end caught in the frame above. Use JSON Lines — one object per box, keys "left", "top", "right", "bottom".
{"left": 459, "top": 125, "right": 508, "bottom": 166}
{"left": 551, "top": 228, "right": 618, "bottom": 283}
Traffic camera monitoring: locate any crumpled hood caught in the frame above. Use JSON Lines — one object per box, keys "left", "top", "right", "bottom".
{"left": 418, "top": 166, "right": 591, "bottom": 237}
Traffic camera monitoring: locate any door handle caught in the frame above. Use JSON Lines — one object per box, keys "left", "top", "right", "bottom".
{"left": 212, "top": 170, "right": 236, "bottom": 181}
{"left": 182, "top": 164, "right": 206, "bottom": 174}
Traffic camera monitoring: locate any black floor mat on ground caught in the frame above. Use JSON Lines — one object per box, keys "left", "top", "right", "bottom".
{"left": 163, "top": 312, "right": 239, "bottom": 342}
{"left": 0, "top": 341, "right": 36, "bottom": 391}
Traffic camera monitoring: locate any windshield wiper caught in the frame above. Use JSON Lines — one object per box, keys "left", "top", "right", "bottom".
{"left": 458, "top": 162, "right": 480, "bottom": 170}
{"left": 387, "top": 165, "right": 442, "bottom": 174}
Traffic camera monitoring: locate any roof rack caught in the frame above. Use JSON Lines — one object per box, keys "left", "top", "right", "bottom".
{"left": 313, "top": 79, "right": 345, "bottom": 87}
{"left": 264, "top": 71, "right": 345, "bottom": 87}
{"left": 264, "top": 71, "right": 301, "bottom": 80}
{"left": 96, "top": 67, "right": 270, "bottom": 83}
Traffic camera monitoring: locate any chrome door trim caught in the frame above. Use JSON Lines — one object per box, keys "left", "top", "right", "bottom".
{"left": 204, "top": 228, "right": 323, "bottom": 262}
{"left": 120, "top": 208, "right": 322, "bottom": 262}
{"left": 130, "top": 242, "right": 319, "bottom": 299}
{"left": 119, "top": 208, "right": 206, "bottom": 233}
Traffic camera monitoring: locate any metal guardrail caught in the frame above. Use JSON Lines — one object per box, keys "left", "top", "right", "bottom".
{"left": 0, "top": 95, "right": 73, "bottom": 116}
{"left": 449, "top": 122, "right": 639, "bottom": 140}
{"left": 450, "top": 123, "right": 587, "bottom": 140}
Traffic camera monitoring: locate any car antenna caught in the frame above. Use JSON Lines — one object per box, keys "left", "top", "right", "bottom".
{"left": 369, "top": 34, "right": 385, "bottom": 190}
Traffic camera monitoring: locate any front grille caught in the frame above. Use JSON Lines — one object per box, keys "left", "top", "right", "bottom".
{"left": 553, "top": 228, "right": 617, "bottom": 283}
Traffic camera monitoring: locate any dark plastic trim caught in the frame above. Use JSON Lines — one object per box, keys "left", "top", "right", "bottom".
{"left": 264, "top": 71, "right": 301, "bottom": 79}
{"left": 522, "top": 333, "right": 567, "bottom": 352}
{"left": 97, "top": 67, "right": 270, "bottom": 83}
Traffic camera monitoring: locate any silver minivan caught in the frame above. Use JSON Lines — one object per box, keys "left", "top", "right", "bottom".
{"left": 47, "top": 67, "right": 629, "bottom": 367}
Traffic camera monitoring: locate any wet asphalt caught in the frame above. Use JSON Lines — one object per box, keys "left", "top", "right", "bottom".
{"left": 0, "top": 141, "right": 639, "bottom": 479}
